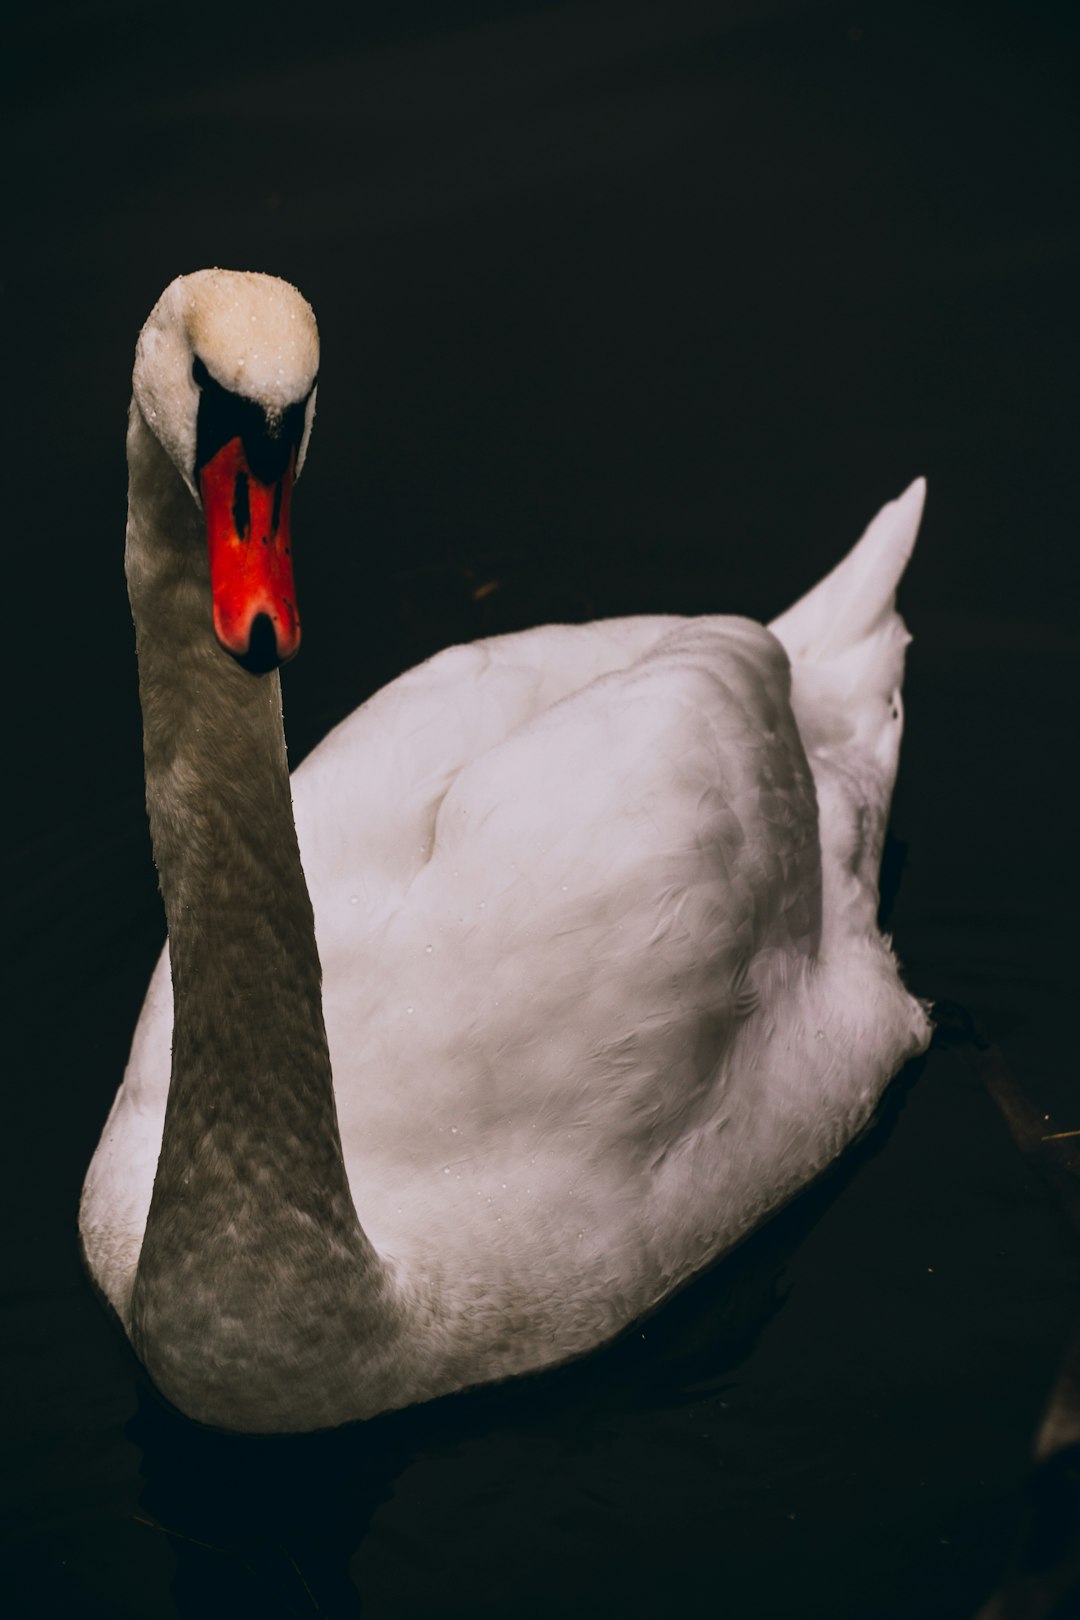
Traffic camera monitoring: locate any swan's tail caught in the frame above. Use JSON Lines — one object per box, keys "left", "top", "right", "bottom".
{"left": 769, "top": 478, "right": 924, "bottom": 664}
{"left": 768, "top": 478, "right": 925, "bottom": 765}
{"left": 769, "top": 479, "right": 926, "bottom": 939}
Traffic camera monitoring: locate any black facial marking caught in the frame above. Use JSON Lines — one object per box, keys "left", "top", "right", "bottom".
{"left": 193, "top": 356, "right": 312, "bottom": 485}
{"left": 232, "top": 471, "right": 250, "bottom": 539}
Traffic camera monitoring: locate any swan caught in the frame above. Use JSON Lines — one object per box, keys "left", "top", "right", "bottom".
{"left": 80, "top": 268, "right": 932, "bottom": 1434}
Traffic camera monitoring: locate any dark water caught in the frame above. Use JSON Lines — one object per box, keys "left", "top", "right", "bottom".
{"left": 4, "top": 3, "right": 1079, "bottom": 1616}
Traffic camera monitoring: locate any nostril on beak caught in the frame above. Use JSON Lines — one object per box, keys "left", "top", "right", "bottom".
{"left": 233, "top": 613, "right": 281, "bottom": 675}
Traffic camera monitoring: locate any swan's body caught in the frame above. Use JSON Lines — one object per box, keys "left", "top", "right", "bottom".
{"left": 80, "top": 270, "right": 931, "bottom": 1432}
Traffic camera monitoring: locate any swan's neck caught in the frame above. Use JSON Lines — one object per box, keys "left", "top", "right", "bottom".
{"left": 125, "top": 404, "right": 400, "bottom": 1431}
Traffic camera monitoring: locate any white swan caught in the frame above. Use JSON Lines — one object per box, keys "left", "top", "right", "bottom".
{"left": 80, "top": 268, "right": 931, "bottom": 1433}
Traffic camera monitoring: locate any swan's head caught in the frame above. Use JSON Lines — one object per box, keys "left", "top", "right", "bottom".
{"left": 133, "top": 269, "right": 320, "bottom": 672}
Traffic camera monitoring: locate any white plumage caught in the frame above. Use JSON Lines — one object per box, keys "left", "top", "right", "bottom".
{"left": 80, "top": 269, "right": 931, "bottom": 1432}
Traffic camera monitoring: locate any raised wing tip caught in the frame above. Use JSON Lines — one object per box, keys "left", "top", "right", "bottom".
{"left": 899, "top": 474, "right": 927, "bottom": 508}
{"left": 769, "top": 477, "right": 928, "bottom": 659}
{"left": 869, "top": 477, "right": 926, "bottom": 570}
{"left": 894, "top": 476, "right": 927, "bottom": 554}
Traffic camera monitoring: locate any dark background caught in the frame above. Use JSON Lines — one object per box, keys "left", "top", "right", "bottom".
{"left": 3, "top": 2, "right": 1078, "bottom": 1616}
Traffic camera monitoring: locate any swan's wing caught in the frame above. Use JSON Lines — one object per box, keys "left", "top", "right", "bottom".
{"left": 291, "top": 616, "right": 682, "bottom": 897}
{"left": 316, "top": 615, "right": 821, "bottom": 1176}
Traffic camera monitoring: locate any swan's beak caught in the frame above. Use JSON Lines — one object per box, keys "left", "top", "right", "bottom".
{"left": 199, "top": 437, "right": 300, "bottom": 673}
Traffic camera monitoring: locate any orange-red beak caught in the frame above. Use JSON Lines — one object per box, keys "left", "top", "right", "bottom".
{"left": 199, "top": 437, "right": 300, "bottom": 672}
